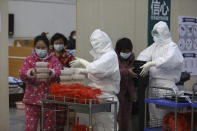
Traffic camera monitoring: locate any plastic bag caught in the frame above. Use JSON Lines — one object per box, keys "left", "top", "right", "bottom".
{"left": 36, "top": 68, "right": 50, "bottom": 73}
{"left": 163, "top": 112, "right": 193, "bottom": 131}
{"left": 35, "top": 62, "right": 48, "bottom": 67}
{"left": 50, "top": 83, "right": 101, "bottom": 104}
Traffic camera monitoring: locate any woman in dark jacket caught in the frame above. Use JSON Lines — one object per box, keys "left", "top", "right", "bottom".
{"left": 67, "top": 30, "right": 76, "bottom": 50}
{"left": 115, "top": 38, "right": 137, "bottom": 131}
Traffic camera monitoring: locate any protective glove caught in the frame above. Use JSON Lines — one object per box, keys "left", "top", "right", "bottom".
{"left": 75, "top": 68, "right": 88, "bottom": 74}
{"left": 140, "top": 61, "right": 156, "bottom": 77}
{"left": 70, "top": 57, "right": 90, "bottom": 67}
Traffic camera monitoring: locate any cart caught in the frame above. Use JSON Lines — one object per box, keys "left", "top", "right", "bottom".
{"left": 144, "top": 86, "right": 191, "bottom": 131}
{"left": 40, "top": 94, "right": 118, "bottom": 131}
{"left": 191, "top": 83, "right": 197, "bottom": 131}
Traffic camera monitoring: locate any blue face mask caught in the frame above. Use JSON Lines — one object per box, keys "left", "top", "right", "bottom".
{"left": 153, "top": 35, "right": 163, "bottom": 43}
{"left": 152, "top": 30, "right": 163, "bottom": 43}
{"left": 153, "top": 33, "right": 159, "bottom": 37}
{"left": 72, "top": 36, "right": 76, "bottom": 40}
{"left": 54, "top": 44, "right": 64, "bottom": 52}
{"left": 35, "top": 49, "right": 48, "bottom": 58}
{"left": 120, "top": 52, "right": 131, "bottom": 59}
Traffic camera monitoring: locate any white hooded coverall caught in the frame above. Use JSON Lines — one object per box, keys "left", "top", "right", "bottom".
{"left": 137, "top": 21, "right": 184, "bottom": 121}
{"left": 77, "top": 29, "right": 120, "bottom": 131}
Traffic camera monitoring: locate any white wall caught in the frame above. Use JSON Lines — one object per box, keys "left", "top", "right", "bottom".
{"left": 76, "top": 0, "right": 197, "bottom": 90}
{"left": 76, "top": 0, "right": 148, "bottom": 61}
{"left": 0, "top": 0, "right": 9, "bottom": 130}
{"left": 8, "top": 0, "right": 76, "bottom": 39}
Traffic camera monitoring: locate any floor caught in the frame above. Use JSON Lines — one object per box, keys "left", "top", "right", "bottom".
{"left": 10, "top": 107, "right": 139, "bottom": 131}
{"left": 9, "top": 108, "right": 25, "bottom": 131}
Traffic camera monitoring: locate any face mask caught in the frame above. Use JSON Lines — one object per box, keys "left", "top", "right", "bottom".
{"left": 153, "top": 36, "right": 163, "bottom": 43}
{"left": 54, "top": 44, "right": 64, "bottom": 52}
{"left": 35, "top": 49, "right": 48, "bottom": 58}
{"left": 152, "top": 33, "right": 159, "bottom": 37}
{"left": 73, "top": 36, "right": 76, "bottom": 40}
{"left": 120, "top": 52, "right": 131, "bottom": 59}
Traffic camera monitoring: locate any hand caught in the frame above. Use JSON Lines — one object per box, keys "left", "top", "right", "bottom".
{"left": 140, "top": 61, "right": 156, "bottom": 77}
{"left": 30, "top": 69, "right": 36, "bottom": 77}
{"left": 70, "top": 57, "right": 90, "bottom": 67}
{"left": 128, "top": 67, "right": 138, "bottom": 78}
{"left": 70, "top": 58, "right": 81, "bottom": 67}
{"left": 49, "top": 69, "right": 53, "bottom": 77}
{"left": 75, "top": 68, "right": 88, "bottom": 74}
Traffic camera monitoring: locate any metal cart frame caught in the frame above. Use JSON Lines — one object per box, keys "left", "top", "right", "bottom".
{"left": 144, "top": 86, "right": 191, "bottom": 131}
{"left": 41, "top": 95, "right": 118, "bottom": 131}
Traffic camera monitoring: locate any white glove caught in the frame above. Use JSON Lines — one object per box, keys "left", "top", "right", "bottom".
{"left": 140, "top": 61, "right": 156, "bottom": 77}
{"left": 75, "top": 68, "right": 88, "bottom": 74}
{"left": 70, "top": 57, "right": 90, "bottom": 67}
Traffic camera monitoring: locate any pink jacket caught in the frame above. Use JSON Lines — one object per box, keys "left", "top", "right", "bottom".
{"left": 19, "top": 50, "right": 61, "bottom": 105}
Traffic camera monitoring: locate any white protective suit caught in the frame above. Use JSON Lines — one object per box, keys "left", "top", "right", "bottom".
{"left": 88, "top": 29, "right": 120, "bottom": 131}
{"left": 73, "top": 29, "right": 120, "bottom": 131}
{"left": 137, "top": 21, "right": 184, "bottom": 121}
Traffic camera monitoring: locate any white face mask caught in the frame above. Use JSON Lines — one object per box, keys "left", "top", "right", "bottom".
{"left": 54, "top": 44, "right": 64, "bottom": 52}
{"left": 120, "top": 52, "right": 131, "bottom": 59}
{"left": 35, "top": 49, "right": 48, "bottom": 58}
{"left": 72, "top": 36, "right": 76, "bottom": 40}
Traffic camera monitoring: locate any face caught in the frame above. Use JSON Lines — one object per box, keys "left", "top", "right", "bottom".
{"left": 152, "top": 30, "right": 159, "bottom": 37}
{"left": 35, "top": 40, "right": 48, "bottom": 50}
{"left": 73, "top": 32, "right": 76, "bottom": 37}
{"left": 54, "top": 39, "right": 64, "bottom": 45}
{"left": 53, "top": 39, "right": 65, "bottom": 47}
{"left": 120, "top": 49, "right": 131, "bottom": 54}
{"left": 72, "top": 32, "right": 76, "bottom": 40}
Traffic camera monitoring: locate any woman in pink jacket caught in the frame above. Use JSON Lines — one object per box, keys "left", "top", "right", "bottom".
{"left": 19, "top": 34, "right": 61, "bottom": 131}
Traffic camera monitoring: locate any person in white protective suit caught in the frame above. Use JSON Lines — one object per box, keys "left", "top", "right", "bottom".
{"left": 137, "top": 21, "right": 184, "bottom": 121}
{"left": 70, "top": 29, "right": 120, "bottom": 131}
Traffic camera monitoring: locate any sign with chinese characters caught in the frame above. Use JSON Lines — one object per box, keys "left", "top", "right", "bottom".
{"left": 178, "top": 16, "right": 197, "bottom": 75}
{"left": 148, "top": 0, "right": 171, "bottom": 46}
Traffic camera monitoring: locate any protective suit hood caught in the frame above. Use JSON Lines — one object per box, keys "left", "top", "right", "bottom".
{"left": 152, "top": 21, "right": 172, "bottom": 43}
{"left": 90, "top": 29, "right": 113, "bottom": 59}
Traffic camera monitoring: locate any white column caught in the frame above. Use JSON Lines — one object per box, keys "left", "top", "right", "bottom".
{"left": 0, "top": 0, "right": 9, "bottom": 130}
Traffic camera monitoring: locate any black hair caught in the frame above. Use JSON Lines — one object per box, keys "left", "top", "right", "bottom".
{"left": 34, "top": 32, "right": 50, "bottom": 48}
{"left": 115, "top": 38, "right": 133, "bottom": 54}
{"left": 69, "top": 30, "right": 76, "bottom": 40}
{"left": 51, "top": 33, "right": 68, "bottom": 46}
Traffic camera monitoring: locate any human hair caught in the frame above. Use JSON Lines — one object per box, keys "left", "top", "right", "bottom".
{"left": 115, "top": 38, "right": 133, "bottom": 54}
{"left": 51, "top": 33, "right": 68, "bottom": 46}
{"left": 34, "top": 32, "right": 50, "bottom": 48}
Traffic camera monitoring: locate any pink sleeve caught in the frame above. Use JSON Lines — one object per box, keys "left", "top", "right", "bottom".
{"left": 19, "top": 57, "right": 35, "bottom": 82}
{"left": 49, "top": 57, "right": 61, "bottom": 82}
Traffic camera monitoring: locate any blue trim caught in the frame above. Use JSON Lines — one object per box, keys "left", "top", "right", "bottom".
{"left": 144, "top": 127, "right": 163, "bottom": 131}
{"left": 145, "top": 98, "right": 190, "bottom": 108}
{"left": 191, "top": 102, "right": 197, "bottom": 108}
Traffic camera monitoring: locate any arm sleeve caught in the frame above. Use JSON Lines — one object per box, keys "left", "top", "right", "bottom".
{"left": 119, "top": 53, "right": 135, "bottom": 76}
{"left": 87, "top": 52, "right": 119, "bottom": 79}
{"left": 137, "top": 44, "right": 155, "bottom": 61}
{"left": 154, "top": 45, "right": 183, "bottom": 69}
{"left": 49, "top": 57, "right": 62, "bottom": 82}
{"left": 19, "top": 57, "right": 35, "bottom": 82}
